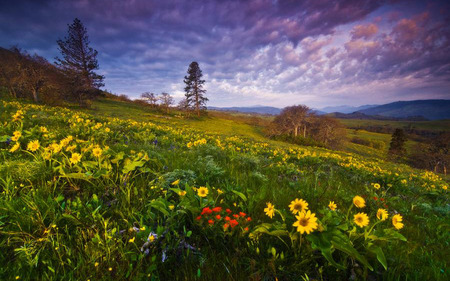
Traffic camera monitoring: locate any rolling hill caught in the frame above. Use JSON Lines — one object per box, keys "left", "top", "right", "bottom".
{"left": 357, "top": 99, "right": 450, "bottom": 120}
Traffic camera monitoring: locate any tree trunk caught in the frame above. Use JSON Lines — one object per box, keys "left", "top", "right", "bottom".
{"left": 294, "top": 126, "right": 298, "bottom": 137}
{"left": 303, "top": 125, "right": 306, "bottom": 138}
{"left": 32, "top": 88, "right": 39, "bottom": 103}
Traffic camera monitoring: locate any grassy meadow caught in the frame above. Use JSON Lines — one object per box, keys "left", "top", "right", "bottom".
{"left": 0, "top": 98, "right": 449, "bottom": 280}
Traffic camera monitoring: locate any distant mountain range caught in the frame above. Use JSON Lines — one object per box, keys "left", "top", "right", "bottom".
{"left": 320, "top": 104, "right": 378, "bottom": 114}
{"left": 208, "top": 106, "right": 281, "bottom": 115}
{"left": 356, "top": 100, "right": 450, "bottom": 120}
{"left": 208, "top": 99, "right": 450, "bottom": 120}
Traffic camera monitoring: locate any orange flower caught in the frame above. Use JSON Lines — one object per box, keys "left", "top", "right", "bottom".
{"left": 229, "top": 219, "right": 239, "bottom": 228}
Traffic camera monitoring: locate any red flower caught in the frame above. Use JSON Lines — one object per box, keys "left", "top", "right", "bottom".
{"left": 380, "top": 198, "right": 385, "bottom": 202}
{"left": 247, "top": 217, "right": 252, "bottom": 222}
{"left": 239, "top": 212, "right": 246, "bottom": 217}
{"left": 215, "top": 215, "right": 221, "bottom": 220}
{"left": 233, "top": 214, "right": 239, "bottom": 218}
{"left": 212, "top": 206, "right": 222, "bottom": 213}
{"left": 244, "top": 227, "right": 249, "bottom": 231}
{"left": 223, "top": 223, "right": 229, "bottom": 229}
{"left": 196, "top": 216, "right": 202, "bottom": 220}
{"left": 225, "top": 216, "right": 231, "bottom": 221}
{"left": 373, "top": 196, "right": 378, "bottom": 201}
{"left": 201, "top": 207, "right": 213, "bottom": 215}
{"left": 384, "top": 203, "right": 388, "bottom": 208}
{"left": 225, "top": 209, "right": 232, "bottom": 214}
{"left": 208, "top": 219, "right": 214, "bottom": 225}
{"left": 229, "top": 219, "right": 239, "bottom": 228}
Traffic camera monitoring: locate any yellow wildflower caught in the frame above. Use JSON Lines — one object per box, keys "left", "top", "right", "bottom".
{"left": 264, "top": 202, "right": 275, "bottom": 218}
{"left": 392, "top": 214, "right": 404, "bottom": 229}
{"left": 376, "top": 208, "right": 389, "bottom": 221}
{"left": 10, "top": 142, "right": 20, "bottom": 153}
{"left": 70, "top": 153, "right": 82, "bottom": 164}
{"left": 293, "top": 210, "right": 318, "bottom": 234}
{"left": 27, "top": 140, "right": 40, "bottom": 152}
{"left": 354, "top": 213, "right": 370, "bottom": 228}
{"left": 353, "top": 195, "right": 366, "bottom": 208}
{"left": 197, "top": 186, "right": 208, "bottom": 197}
{"left": 328, "top": 201, "right": 337, "bottom": 211}
{"left": 11, "top": 131, "right": 21, "bottom": 141}
{"left": 171, "top": 179, "right": 180, "bottom": 185}
{"left": 92, "top": 147, "right": 102, "bottom": 158}
{"left": 289, "top": 198, "right": 309, "bottom": 214}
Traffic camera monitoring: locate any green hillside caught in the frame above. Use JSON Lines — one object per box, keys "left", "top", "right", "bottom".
{"left": 0, "top": 99, "right": 449, "bottom": 280}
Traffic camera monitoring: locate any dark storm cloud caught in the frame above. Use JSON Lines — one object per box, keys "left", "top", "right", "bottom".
{"left": 0, "top": 0, "right": 449, "bottom": 107}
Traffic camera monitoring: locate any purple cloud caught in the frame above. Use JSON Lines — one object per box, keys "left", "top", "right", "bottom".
{"left": 0, "top": 0, "right": 449, "bottom": 107}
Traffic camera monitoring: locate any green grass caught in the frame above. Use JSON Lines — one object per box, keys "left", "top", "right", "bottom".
{"left": 0, "top": 98, "right": 448, "bottom": 281}
{"left": 339, "top": 118, "right": 450, "bottom": 132}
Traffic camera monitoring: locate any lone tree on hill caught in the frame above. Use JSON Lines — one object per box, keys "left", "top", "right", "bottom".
{"left": 56, "top": 18, "right": 104, "bottom": 106}
{"left": 184, "top": 61, "right": 208, "bottom": 116}
{"left": 389, "top": 128, "right": 407, "bottom": 159}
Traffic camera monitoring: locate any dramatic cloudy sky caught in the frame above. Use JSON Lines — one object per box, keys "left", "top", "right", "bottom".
{"left": 1, "top": 0, "right": 449, "bottom": 108}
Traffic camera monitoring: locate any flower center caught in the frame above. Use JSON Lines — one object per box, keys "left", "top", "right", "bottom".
{"left": 299, "top": 218, "right": 309, "bottom": 226}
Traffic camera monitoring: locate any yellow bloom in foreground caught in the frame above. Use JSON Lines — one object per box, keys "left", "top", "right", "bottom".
{"left": 376, "top": 208, "right": 389, "bottom": 221}
{"left": 178, "top": 190, "right": 186, "bottom": 196}
{"left": 171, "top": 179, "right": 180, "bottom": 185}
{"left": 12, "top": 131, "right": 21, "bottom": 141}
{"left": 70, "top": 153, "right": 82, "bottom": 164}
{"left": 217, "top": 188, "right": 224, "bottom": 195}
{"left": 94, "top": 262, "right": 99, "bottom": 267}
{"left": 354, "top": 212, "right": 370, "bottom": 228}
{"left": 27, "top": 140, "right": 40, "bottom": 152}
{"left": 10, "top": 142, "right": 20, "bottom": 153}
{"left": 293, "top": 210, "right": 318, "bottom": 234}
{"left": 328, "top": 201, "right": 337, "bottom": 211}
{"left": 392, "top": 214, "right": 404, "bottom": 229}
{"left": 169, "top": 205, "right": 175, "bottom": 210}
{"left": 373, "top": 183, "right": 381, "bottom": 189}
{"left": 289, "top": 198, "right": 309, "bottom": 214}
{"left": 197, "top": 186, "right": 208, "bottom": 197}
{"left": 128, "top": 237, "right": 135, "bottom": 243}
{"left": 353, "top": 195, "right": 366, "bottom": 208}
{"left": 92, "top": 147, "right": 102, "bottom": 158}
{"left": 264, "top": 202, "right": 275, "bottom": 218}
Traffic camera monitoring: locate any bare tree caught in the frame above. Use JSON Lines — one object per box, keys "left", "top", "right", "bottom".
{"left": 159, "top": 92, "right": 174, "bottom": 113}
{"left": 141, "top": 92, "right": 158, "bottom": 107}
{"left": 272, "top": 105, "right": 310, "bottom": 137}
{"left": 310, "top": 116, "right": 347, "bottom": 149}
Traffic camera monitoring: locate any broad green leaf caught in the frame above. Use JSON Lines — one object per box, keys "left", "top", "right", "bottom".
{"left": 369, "top": 245, "right": 387, "bottom": 270}
{"left": 231, "top": 190, "right": 247, "bottom": 201}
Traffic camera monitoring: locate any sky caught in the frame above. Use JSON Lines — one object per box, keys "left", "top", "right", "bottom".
{"left": 0, "top": 0, "right": 449, "bottom": 108}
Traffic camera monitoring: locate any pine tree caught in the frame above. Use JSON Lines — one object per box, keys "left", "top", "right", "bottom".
{"left": 389, "top": 128, "right": 407, "bottom": 159}
{"left": 183, "top": 61, "right": 208, "bottom": 117}
{"left": 55, "top": 18, "right": 104, "bottom": 106}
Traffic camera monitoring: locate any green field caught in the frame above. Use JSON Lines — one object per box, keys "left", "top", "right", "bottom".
{"left": 1, "top": 99, "right": 449, "bottom": 280}
{"left": 339, "top": 118, "right": 450, "bottom": 132}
